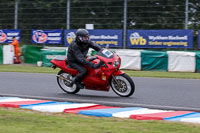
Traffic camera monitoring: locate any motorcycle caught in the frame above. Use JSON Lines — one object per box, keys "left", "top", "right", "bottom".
{"left": 50, "top": 48, "right": 135, "bottom": 97}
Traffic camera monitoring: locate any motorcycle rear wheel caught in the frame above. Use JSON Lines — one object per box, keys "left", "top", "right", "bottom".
{"left": 57, "top": 70, "right": 80, "bottom": 94}
{"left": 111, "top": 73, "right": 135, "bottom": 97}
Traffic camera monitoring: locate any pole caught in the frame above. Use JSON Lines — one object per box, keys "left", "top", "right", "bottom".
{"left": 66, "top": 0, "right": 70, "bottom": 29}
{"left": 123, "top": 0, "right": 127, "bottom": 49}
{"left": 14, "top": 0, "right": 18, "bottom": 29}
{"left": 185, "top": 0, "right": 188, "bottom": 29}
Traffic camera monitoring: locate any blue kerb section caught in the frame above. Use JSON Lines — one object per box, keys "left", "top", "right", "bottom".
{"left": 78, "top": 107, "right": 142, "bottom": 117}
{"left": 20, "top": 101, "right": 57, "bottom": 108}
{"left": 0, "top": 97, "right": 19, "bottom": 99}
{"left": 20, "top": 102, "right": 75, "bottom": 109}
{"left": 166, "top": 112, "right": 200, "bottom": 121}
{"left": 164, "top": 112, "right": 197, "bottom": 120}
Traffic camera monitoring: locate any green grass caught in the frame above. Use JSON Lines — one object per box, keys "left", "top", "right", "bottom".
{"left": 0, "top": 107, "right": 200, "bottom": 133}
{"left": 0, "top": 64, "right": 200, "bottom": 79}
{"left": 124, "top": 70, "right": 200, "bottom": 79}
{"left": 0, "top": 64, "right": 60, "bottom": 74}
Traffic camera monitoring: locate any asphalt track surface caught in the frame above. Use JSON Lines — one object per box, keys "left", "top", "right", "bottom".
{"left": 0, "top": 72, "right": 200, "bottom": 111}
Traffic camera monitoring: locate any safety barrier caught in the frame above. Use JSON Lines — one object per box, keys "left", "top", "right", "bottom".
{"left": 114, "top": 49, "right": 199, "bottom": 72}
{"left": 0, "top": 45, "right": 15, "bottom": 64}
{"left": 196, "top": 52, "right": 200, "bottom": 72}
{"left": 0, "top": 45, "right": 200, "bottom": 73}
{"left": 22, "top": 45, "right": 43, "bottom": 64}
{"left": 41, "top": 49, "right": 67, "bottom": 67}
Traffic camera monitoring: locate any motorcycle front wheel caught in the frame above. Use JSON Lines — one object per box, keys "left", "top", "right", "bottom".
{"left": 57, "top": 70, "right": 80, "bottom": 94}
{"left": 111, "top": 73, "right": 135, "bottom": 97}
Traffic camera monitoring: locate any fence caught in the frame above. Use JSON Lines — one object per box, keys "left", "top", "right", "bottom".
{"left": 0, "top": 0, "right": 199, "bottom": 49}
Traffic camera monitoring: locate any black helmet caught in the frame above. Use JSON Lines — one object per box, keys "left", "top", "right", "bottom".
{"left": 75, "top": 29, "right": 90, "bottom": 43}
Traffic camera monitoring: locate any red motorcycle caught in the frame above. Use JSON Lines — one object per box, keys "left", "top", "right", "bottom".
{"left": 50, "top": 48, "right": 135, "bottom": 97}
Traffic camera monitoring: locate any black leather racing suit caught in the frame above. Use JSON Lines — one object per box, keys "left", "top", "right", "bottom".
{"left": 67, "top": 40, "right": 102, "bottom": 84}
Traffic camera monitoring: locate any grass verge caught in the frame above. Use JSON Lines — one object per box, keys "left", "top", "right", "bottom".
{"left": 0, "top": 64, "right": 200, "bottom": 79}
{"left": 0, "top": 107, "right": 200, "bottom": 133}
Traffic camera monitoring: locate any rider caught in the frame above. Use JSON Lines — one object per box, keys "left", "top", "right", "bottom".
{"left": 67, "top": 28, "right": 102, "bottom": 89}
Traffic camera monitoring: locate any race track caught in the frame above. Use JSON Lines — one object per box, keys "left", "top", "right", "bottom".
{"left": 0, "top": 72, "right": 200, "bottom": 111}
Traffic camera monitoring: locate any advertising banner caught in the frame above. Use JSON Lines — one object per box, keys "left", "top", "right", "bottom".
{"left": 32, "top": 30, "right": 62, "bottom": 44}
{"left": 0, "top": 29, "right": 20, "bottom": 43}
{"left": 64, "top": 29, "right": 76, "bottom": 46}
{"left": 127, "top": 30, "right": 193, "bottom": 48}
{"left": 64, "top": 29, "right": 122, "bottom": 47}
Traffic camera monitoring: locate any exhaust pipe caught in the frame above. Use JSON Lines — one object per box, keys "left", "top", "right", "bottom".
{"left": 56, "top": 75, "right": 68, "bottom": 81}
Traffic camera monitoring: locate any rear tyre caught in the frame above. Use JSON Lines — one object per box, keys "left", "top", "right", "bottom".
{"left": 111, "top": 73, "right": 135, "bottom": 97}
{"left": 57, "top": 70, "right": 80, "bottom": 94}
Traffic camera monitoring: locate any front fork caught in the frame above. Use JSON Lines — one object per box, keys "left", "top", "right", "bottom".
{"left": 111, "top": 69, "right": 124, "bottom": 86}
{"left": 111, "top": 74, "right": 120, "bottom": 86}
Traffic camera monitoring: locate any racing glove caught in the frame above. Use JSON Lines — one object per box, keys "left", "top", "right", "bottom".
{"left": 93, "top": 61, "right": 104, "bottom": 69}
{"left": 87, "top": 61, "right": 103, "bottom": 69}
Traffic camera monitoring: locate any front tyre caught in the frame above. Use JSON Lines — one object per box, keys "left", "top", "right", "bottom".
{"left": 111, "top": 73, "right": 135, "bottom": 97}
{"left": 57, "top": 70, "right": 80, "bottom": 94}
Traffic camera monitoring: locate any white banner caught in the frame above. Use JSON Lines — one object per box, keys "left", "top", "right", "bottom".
{"left": 3, "top": 45, "right": 14, "bottom": 64}
{"left": 167, "top": 51, "right": 196, "bottom": 72}
{"left": 116, "top": 49, "right": 142, "bottom": 70}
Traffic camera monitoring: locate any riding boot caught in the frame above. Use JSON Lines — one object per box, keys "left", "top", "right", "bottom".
{"left": 74, "top": 81, "right": 84, "bottom": 89}
{"left": 69, "top": 77, "right": 84, "bottom": 89}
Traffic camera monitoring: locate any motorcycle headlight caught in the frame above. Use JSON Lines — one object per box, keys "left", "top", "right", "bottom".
{"left": 113, "top": 59, "right": 120, "bottom": 67}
